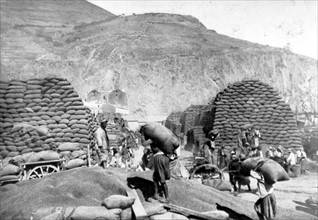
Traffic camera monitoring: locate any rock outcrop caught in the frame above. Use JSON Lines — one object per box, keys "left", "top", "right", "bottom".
{"left": 1, "top": 0, "right": 317, "bottom": 118}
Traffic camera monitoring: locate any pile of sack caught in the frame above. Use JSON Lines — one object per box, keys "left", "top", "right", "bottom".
{"left": 57, "top": 142, "right": 88, "bottom": 170}
{"left": 0, "top": 163, "right": 21, "bottom": 183}
{"left": 0, "top": 78, "right": 91, "bottom": 160}
{"left": 31, "top": 195, "right": 136, "bottom": 220}
{"left": 211, "top": 79, "right": 301, "bottom": 149}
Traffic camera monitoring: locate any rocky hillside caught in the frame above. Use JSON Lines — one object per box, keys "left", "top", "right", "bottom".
{"left": 1, "top": 0, "right": 317, "bottom": 118}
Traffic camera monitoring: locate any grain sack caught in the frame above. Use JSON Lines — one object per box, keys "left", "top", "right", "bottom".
{"left": 120, "top": 208, "right": 132, "bottom": 220}
{"left": 6, "top": 146, "right": 17, "bottom": 152}
{"left": 202, "top": 179, "right": 232, "bottom": 191}
{"left": 0, "top": 164, "right": 21, "bottom": 177}
{"left": 71, "top": 124, "right": 87, "bottom": 130}
{"left": 21, "top": 148, "right": 32, "bottom": 154}
{"left": 202, "top": 211, "right": 229, "bottom": 220}
{"left": 241, "top": 157, "right": 289, "bottom": 184}
{"left": 71, "top": 150, "right": 86, "bottom": 158}
{"left": 0, "top": 175, "right": 19, "bottom": 182}
{"left": 67, "top": 106, "right": 86, "bottom": 111}
{"left": 140, "top": 122, "right": 180, "bottom": 154}
{"left": 7, "top": 151, "right": 20, "bottom": 157}
{"left": 240, "top": 157, "right": 266, "bottom": 176}
{"left": 44, "top": 138, "right": 55, "bottom": 144}
{"left": 149, "top": 211, "right": 188, "bottom": 220}
{"left": 33, "top": 126, "right": 50, "bottom": 136}
{"left": 62, "top": 137, "right": 72, "bottom": 142}
{"left": 28, "top": 151, "right": 60, "bottom": 162}
{"left": 143, "top": 201, "right": 167, "bottom": 216}
{"left": 102, "top": 195, "right": 135, "bottom": 209}
{"left": 79, "top": 138, "right": 89, "bottom": 144}
{"left": 57, "top": 142, "right": 81, "bottom": 151}
{"left": 65, "top": 158, "right": 86, "bottom": 169}
{"left": 31, "top": 207, "right": 75, "bottom": 220}
{"left": 59, "top": 151, "right": 71, "bottom": 157}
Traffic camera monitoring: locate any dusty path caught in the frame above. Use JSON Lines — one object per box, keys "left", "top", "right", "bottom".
{"left": 178, "top": 149, "right": 318, "bottom": 218}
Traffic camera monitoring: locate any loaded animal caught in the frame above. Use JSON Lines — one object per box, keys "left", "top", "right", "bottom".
{"left": 228, "top": 158, "right": 251, "bottom": 192}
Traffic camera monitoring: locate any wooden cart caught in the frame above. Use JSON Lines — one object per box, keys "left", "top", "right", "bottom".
{"left": 21, "top": 159, "right": 65, "bottom": 180}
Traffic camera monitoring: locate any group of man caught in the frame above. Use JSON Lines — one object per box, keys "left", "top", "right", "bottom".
{"left": 94, "top": 117, "right": 134, "bottom": 169}
{"left": 95, "top": 117, "right": 173, "bottom": 203}
{"left": 201, "top": 125, "right": 262, "bottom": 167}
{"left": 201, "top": 130, "right": 228, "bottom": 168}
{"left": 201, "top": 127, "right": 277, "bottom": 220}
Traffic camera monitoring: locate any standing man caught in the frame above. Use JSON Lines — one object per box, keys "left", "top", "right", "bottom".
{"left": 151, "top": 144, "right": 171, "bottom": 203}
{"left": 230, "top": 147, "right": 238, "bottom": 161}
{"left": 203, "top": 130, "right": 219, "bottom": 165}
{"left": 253, "top": 128, "right": 262, "bottom": 149}
{"left": 265, "top": 146, "right": 274, "bottom": 158}
{"left": 237, "top": 128, "right": 246, "bottom": 150}
{"left": 95, "top": 117, "right": 110, "bottom": 169}
{"left": 286, "top": 149, "right": 296, "bottom": 174}
{"left": 218, "top": 145, "right": 227, "bottom": 168}
{"left": 250, "top": 167, "right": 276, "bottom": 220}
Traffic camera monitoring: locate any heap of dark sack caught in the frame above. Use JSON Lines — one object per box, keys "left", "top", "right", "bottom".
{"left": 211, "top": 79, "right": 302, "bottom": 149}
{"left": 30, "top": 194, "right": 186, "bottom": 220}
{"left": 0, "top": 78, "right": 96, "bottom": 180}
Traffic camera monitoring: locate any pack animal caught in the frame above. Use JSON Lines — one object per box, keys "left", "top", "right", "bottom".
{"left": 228, "top": 159, "right": 251, "bottom": 192}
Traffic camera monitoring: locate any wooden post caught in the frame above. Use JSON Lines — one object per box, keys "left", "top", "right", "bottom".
{"left": 126, "top": 188, "right": 147, "bottom": 220}
{"left": 87, "top": 144, "right": 91, "bottom": 167}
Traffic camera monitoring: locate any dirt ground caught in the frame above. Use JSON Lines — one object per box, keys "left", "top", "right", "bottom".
{"left": 178, "top": 148, "right": 318, "bottom": 219}
{"left": 234, "top": 171, "right": 318, "bottom": 218}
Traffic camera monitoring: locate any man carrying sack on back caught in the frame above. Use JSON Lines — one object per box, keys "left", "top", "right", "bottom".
{"left": 95, "top": 116, "right": 110, "bottom": 169}
{"left": 139, "top": 122, "right": 181, "bottom": 203}
{"left": 250, "top": 161, "right": 276, "bottom": 220}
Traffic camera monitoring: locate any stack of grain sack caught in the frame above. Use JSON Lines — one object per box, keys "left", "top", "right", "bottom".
{"left": 31, "top": 195, "right": 136, "bottom": 220}
{"left": 211, "top": 79, "right": 302, "bottom": 150}
{"left": 0, "top": 78, "right": 92, "bottom": 167}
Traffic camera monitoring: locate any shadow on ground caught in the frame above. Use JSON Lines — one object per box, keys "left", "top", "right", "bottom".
{"left": 127, "top": 176, "right": 155, "bottom": 201}
{"left": 293, "top": 200, "right": 318, "bottom": 217}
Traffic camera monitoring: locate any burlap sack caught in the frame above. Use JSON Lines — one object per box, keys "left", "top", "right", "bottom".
{"left": 28, "top": 151, "right": 60, "bottom": 162}
{"left": 149, "top": 211, "right": 188, "bottom": 220}
{"left": 120, "top": 208, "right": 133, "bottom": 220}
{"left": 65, "top": 158, "right": 86, "bottom": 169}
{"left": 140, "top": 122, "right": 180, "bottom": 154}
{"left": 0, "top": 175, "right": 20, "bottom": 182}
{"left": 143, "top": 201, "right": 167, "bottom": 216}
{"left": 241, "top": 157, "right": 289, "bottom": 184}
{"left": 102, "top": 195, "right": 135, "bottom": 209}
{"left": 57, "top": 142, "right": 80, "bottom": 151}
{"left": 0, "top": 164, "right": 21, "bottom": 177}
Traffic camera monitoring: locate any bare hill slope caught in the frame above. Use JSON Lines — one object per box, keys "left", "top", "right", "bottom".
{"left": 1, "top": 1, "right": 317, "bottom": 118}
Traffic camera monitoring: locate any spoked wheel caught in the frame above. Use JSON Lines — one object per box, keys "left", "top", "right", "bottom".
{"left": 27, "top": 165, "right": 59, "bottom": 180}
{"left": 189, "top": 164, "right": 224, "bottom": 180}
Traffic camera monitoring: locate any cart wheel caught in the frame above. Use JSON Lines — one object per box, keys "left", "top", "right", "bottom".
{"left": 27, "top": 165, "right": 59, "bottom": 180}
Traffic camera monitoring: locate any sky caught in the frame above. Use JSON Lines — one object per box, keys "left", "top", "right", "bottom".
{"left": 88, "top": 0, "right": 318, "bottom": 60}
